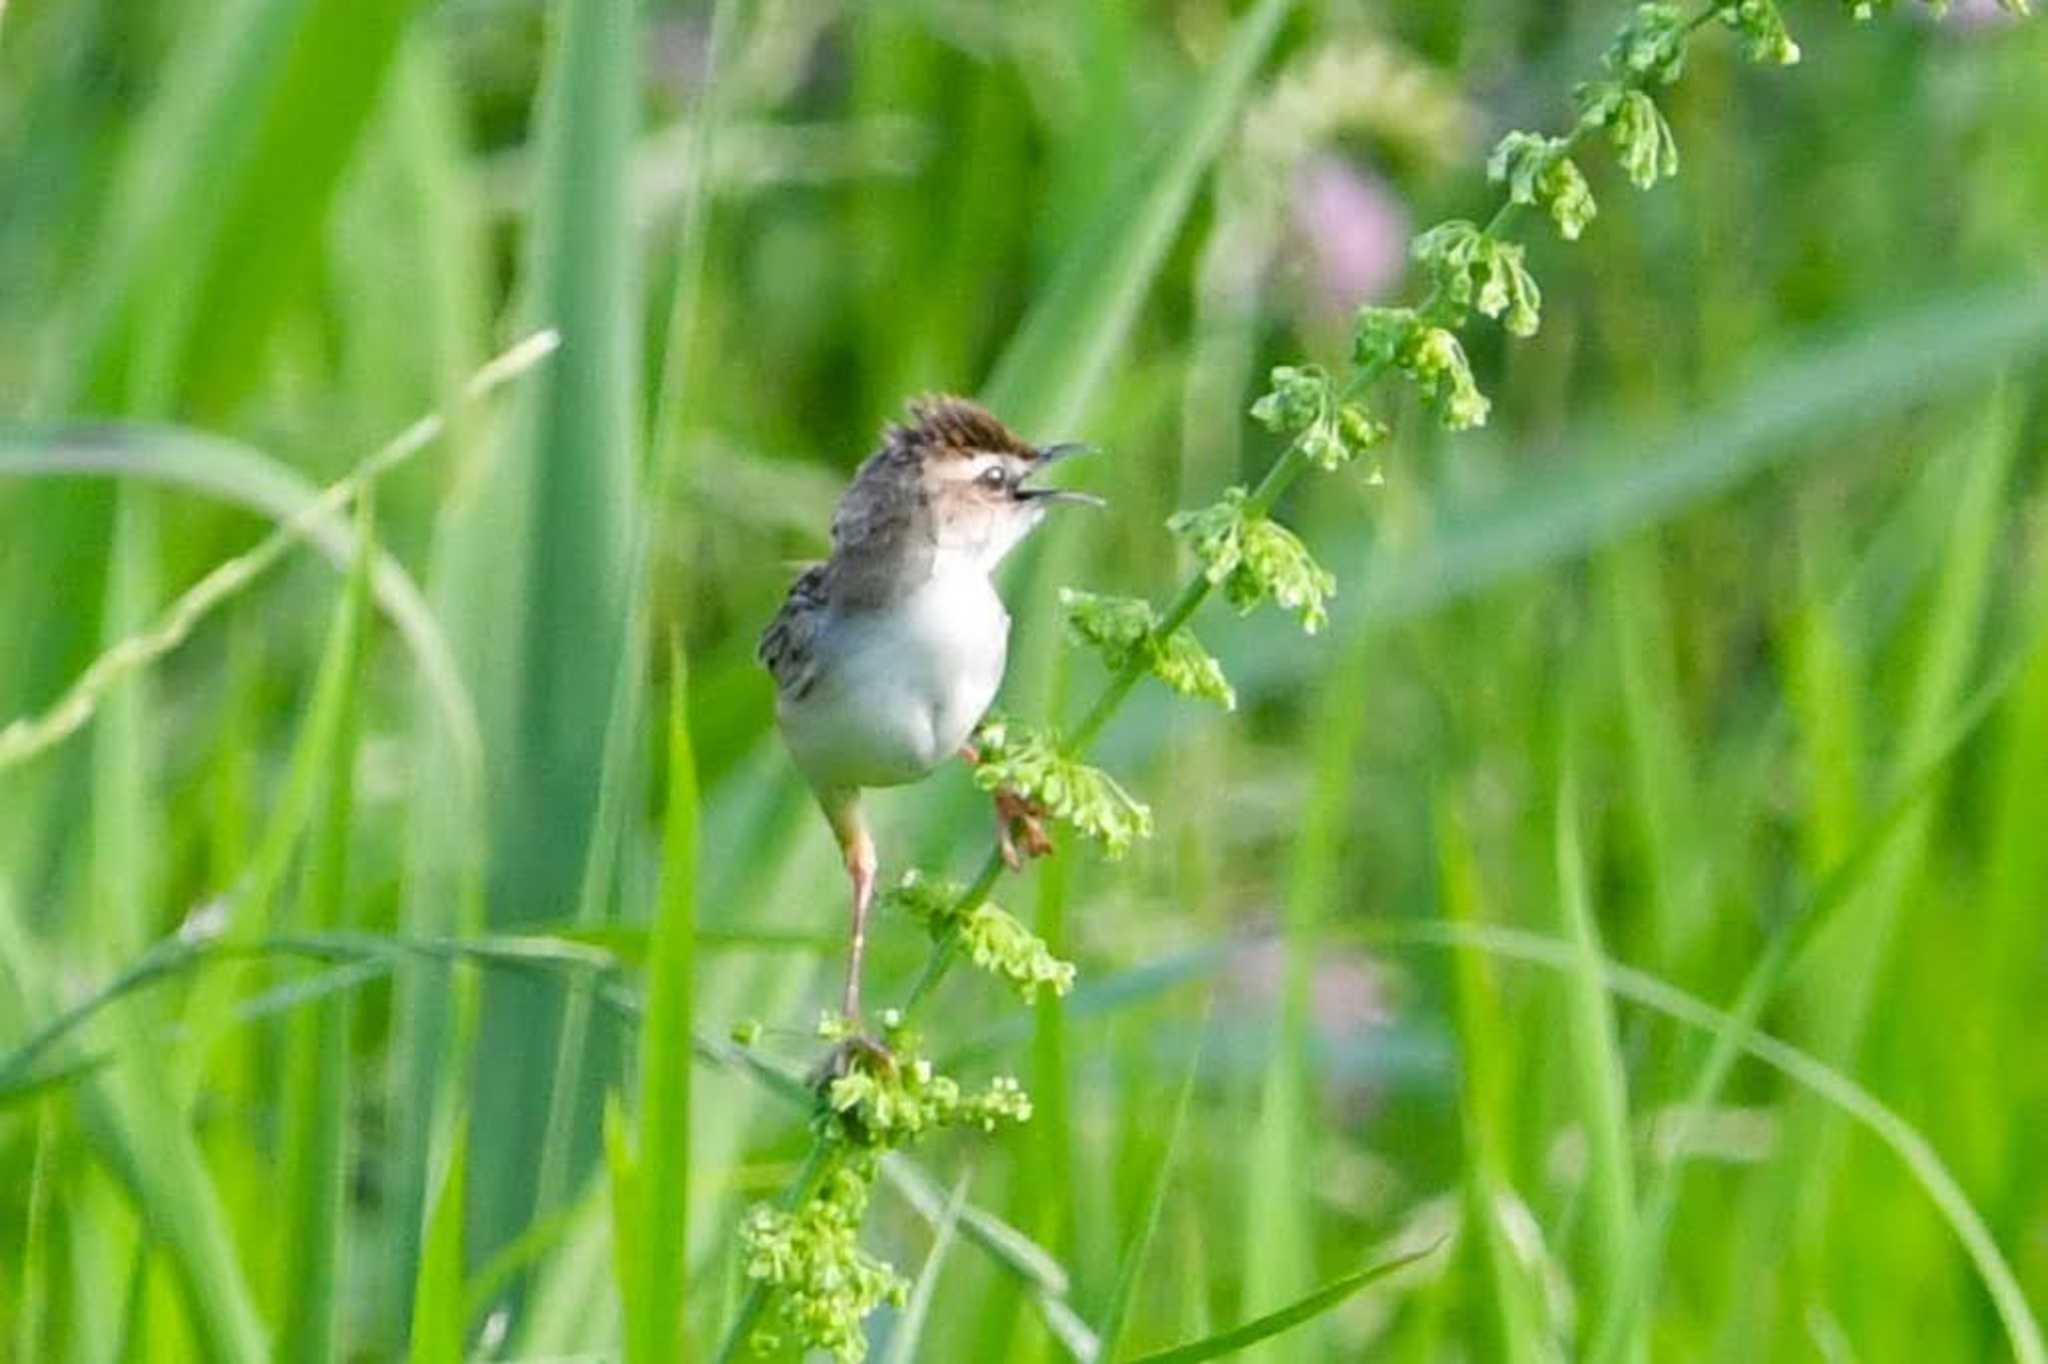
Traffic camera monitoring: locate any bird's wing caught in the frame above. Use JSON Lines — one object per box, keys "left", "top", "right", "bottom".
{"left": 828, "top": 450, "right": 935, "bottom": 608}
{"left": 757, "top": 561, "right": 832, "bottom": 700}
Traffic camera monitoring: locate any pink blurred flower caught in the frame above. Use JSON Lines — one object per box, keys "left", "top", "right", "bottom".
{"left": 1291, "top": 156, "right": 1412, "bottom": 317}
{"left": 1931, "top": 0, "right": 2023, "bottom": 30}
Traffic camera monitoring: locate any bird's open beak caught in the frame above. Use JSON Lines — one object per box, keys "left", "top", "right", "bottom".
{"left": 1018, "top": 441, "right": 1105, "bottom": 506}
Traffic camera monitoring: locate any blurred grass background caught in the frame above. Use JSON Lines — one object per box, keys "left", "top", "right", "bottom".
{"left": 2, "top": 0, "right": 2047, "bottom": 1359}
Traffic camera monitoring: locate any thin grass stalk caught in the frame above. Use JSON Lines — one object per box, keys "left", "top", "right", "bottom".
{"left": 1438, "top": 797, "right": 1548, "bottom": 1363}
{"left": 1240, "top": 620, "right": 1372, "bottom": 1361}
{"left": 532, "top": 588, "right": 648, "bottom": 1222}
{"left": 276, "top": 490, "right": 377, "bottom": 1364}
{"left": 880, "top": 1175, "right": 970, "bottom": 1364}
{"left": 0, "top": 331, "right": 555, "bottom": 777}
{"left": 1096, "top": 1026, "right": 1205, "bottom": 1361}
{"left": 1551, "top": 766, "right": 1641, "bottom": 1364}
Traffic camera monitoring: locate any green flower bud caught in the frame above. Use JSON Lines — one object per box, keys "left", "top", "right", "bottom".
{"left": 1248, "top": 364, "right": 1329, "bottom": 435}
{"left": 1477, "top": 240, "right": 1543, "bottom": 338}
{"left": 1606, "top": 3, "right": 1690, "bottom": 84}
{"left": 1337, "top": 403, "right": 1389, "bottom": 455}
{"left": 1168, "top": 488, "right": 1337, "bottom": 634}
{"left": 1059, "top": 589, "right": 1236, "bottom": 709}
{"left": 1719, "top": 0, "right": 1801, "bottom": 63}
{"left": 1611, "top": 89, "right": 1680, "bottom": 189}
{"left": 1487, "top": 132, "right": 1598, "bottom": 241}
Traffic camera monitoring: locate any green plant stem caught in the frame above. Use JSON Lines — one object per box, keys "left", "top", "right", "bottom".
{"left": 754, "top": 4, "right": 1735, "bottom": 1348}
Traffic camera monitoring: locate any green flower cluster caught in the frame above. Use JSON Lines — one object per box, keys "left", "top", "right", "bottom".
{"left": 1352, "top": 307, "right": 1490, "bottom": 431}
{"left": 1059, "top": 588, "right": 1236, "bottom": 711}
{"left": 1487, "top": 131, "right": 1597, "bottom": 241}
{"left": 1248, "top": 363, "right": 1387, "bottom": 472}
{"left": 740, "top": 1156, "right": 906, "bottom": 1364}
{"left": 736, "top": 1008, "right": 1037, "bottom": 1361}
{"left": 1412, "top": 220, "right": 1542, "bottom": 338}
{"left": 883, "top": 869, "right": 1077, "bottom": 1004}
{"left": 1168, "top": 487, "right": 1338, "bottom": 632}
{"left": 968, "top": 713, "right": 1154, "bottom": 858}
{"left": 1575, "top": 85, "right": 1679, "bottom": 189}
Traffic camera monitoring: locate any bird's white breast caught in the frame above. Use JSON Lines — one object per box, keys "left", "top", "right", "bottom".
{"left": 778, "top": 563, "right": 1008, "bottom": 792}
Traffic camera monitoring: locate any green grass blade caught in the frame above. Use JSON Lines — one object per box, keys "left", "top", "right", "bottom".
{"left": 603, "top": 1093, "right": 647, "bottom": 1353}
{"left": 1437, "top": 798, "right": 1548, "bottom": 1364}
{"left": 1590, "top": 400, "right": 2028, "bottom": 1362}
{"left": 1097, "top": 1022, "right": 1204, "bottom": 1362}
{"left": 275, "top": 490, "right": 376, "bottom": 1364}
{"left": 1120, "top": 1243, "right": 1442, "bottom": 1364}
{"left": 407, "top": 1116, "right": 471, "bottom": 1364}
{"left": 360, "top": 40, "right": 494, "bottom": 1338}
{"left": 647, "top": 0, "right": 736, "bottom": 500}
{"left": 622, "top": 643, "right": 700, "bottom": 1364}
{"left": 1550, "top": 768, "right": 1641, "bottom": 1363}
{"left": 459, "top": 0, "right": 642, "bottom": 1262}
{"left": 87, "top": 488, "right": 157, "bottom": 963}
{"left": 880, "top": 1174, "right": 970, "bottom": 1364}
{"left": 878, "top": 1154, "right": 1074, "bottom": 1301}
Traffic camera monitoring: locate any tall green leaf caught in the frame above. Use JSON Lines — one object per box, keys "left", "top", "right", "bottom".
{"left": 447, "top": 0, "right": 643, "bottom": 1265}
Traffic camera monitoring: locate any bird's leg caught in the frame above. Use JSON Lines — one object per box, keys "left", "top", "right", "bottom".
{"left": 958, "top": 744, "right": 1054, "bottom": 871}
{"left": 808, "top": 796, "right": 893, "bottom": 1089}
{"left": 830, "top": 803, "right": 878, "bottom": 1023}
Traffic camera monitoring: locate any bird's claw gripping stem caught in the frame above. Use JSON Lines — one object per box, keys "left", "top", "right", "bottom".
{"left": 960, "top": 744, "right": 1054, "bottom": 870}
{"left": 812, "top": 1032, "right": 896, "bottom": 1093}
{"left": 993, "top": 788, "right": 1053, "bottom": 870}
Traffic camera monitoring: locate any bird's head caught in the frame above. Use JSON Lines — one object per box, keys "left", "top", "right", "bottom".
{"left": 896, "top": 395, "right": 1100, "bottom": 570}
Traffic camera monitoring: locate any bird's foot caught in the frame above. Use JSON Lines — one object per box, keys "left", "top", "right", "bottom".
{"left": 994, "top": 787, "right": 1054, "bottom": 871}
{"left": 959, "top": 742, "right": 1054, "bottom": 871}
{"left": 811, "top": 1030, "right": 897, "bottom": 1093}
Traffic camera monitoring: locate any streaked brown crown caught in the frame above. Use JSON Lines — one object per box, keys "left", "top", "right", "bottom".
{"left": 890, "top": 394, "right": 1037, "bottom": 460}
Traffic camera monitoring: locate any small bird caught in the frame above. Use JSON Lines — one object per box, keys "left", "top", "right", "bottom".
{"left": 758, "top": 396, "right": 1097, "bottom": 1022}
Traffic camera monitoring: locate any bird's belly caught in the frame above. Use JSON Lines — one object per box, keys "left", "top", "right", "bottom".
{"left": 779, "top": 577, "right": 1006, "bottom": 791}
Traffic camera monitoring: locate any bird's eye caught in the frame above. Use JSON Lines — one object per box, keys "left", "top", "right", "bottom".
{"left": 977, "top": 465, "right": 1009, "bottom": 490}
